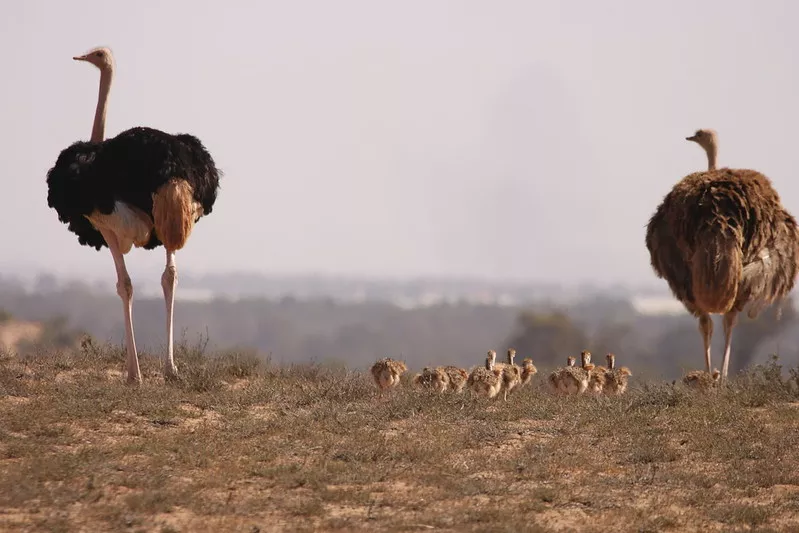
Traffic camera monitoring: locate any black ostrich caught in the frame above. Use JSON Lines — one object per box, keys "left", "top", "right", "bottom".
{"left": 46, "top": 47, "right": 221, "bottom": 384}
{"left": 645, "top": 128, "right": 798, "bottom": 382}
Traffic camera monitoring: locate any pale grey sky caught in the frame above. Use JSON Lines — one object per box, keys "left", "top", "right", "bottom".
{"left": 2, "top": 0, "right": 798, "bottom": 286}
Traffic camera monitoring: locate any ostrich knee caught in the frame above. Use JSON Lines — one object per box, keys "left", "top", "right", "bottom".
{"left": 117, "top": 275, "right": 133, "bottom": 302}
{"left": 698, "top": 314, "right": 713, "bottom": 336}
{"left": 162, "top": 264, "right": 177, "bottom": 294}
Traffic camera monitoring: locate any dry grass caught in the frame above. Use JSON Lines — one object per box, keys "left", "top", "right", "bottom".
{"left": 2, "top": 344, "right": 799, "bottom": 533}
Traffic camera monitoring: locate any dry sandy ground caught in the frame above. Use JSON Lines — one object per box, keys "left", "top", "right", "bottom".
{"left": 1, "top": 346, "right": 799, "bottom": 532}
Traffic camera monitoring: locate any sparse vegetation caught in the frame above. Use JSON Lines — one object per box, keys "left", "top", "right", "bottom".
{"left": 1, "top": 344, "right": 799, "bottom": 532}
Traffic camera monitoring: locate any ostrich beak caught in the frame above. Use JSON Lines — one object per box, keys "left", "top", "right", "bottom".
{"left": 73, "top": 55, "right": 87, "bottom": 61}
{"left": 686, "top": 134, "right": 698, "bottom": 141}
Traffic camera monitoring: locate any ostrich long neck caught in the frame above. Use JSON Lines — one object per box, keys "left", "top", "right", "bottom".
{"left": 704, "top": 142, "right": 717, "bottom": 171}
{"left": 91, "top": 69, "right": 113, "bottom": 143}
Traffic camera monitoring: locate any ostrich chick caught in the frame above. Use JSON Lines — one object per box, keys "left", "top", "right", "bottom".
{"left": 499, "top": 348, "right": 523, "bottom": 401}
{"left": 577, "top": 350, "right": 597, "bottom": 388}
{"left": 587, "top": 352, "right": 608, "bottom": 394}
{"left": 682, "top": 368, "right": 721, "bottom": 392}
{"left": 413, "top": 366, "right": 450, "bottom": 392}
{"left": 519, "top": 358, "right": 538, "bottom": 387}
{"left": 442, "top": 365, "right": 470, "bottom": 393}
{"left": 603, "top": 353, "right": 632, "bottom": 395}
{"left": 549, "top": 356, "right": 588, "bottom": 395}
{"left": 467, "top": 350, "right": 503, "bottom": 399}
{"left": 370, "top": 358, "right": 408, "bottom": 392}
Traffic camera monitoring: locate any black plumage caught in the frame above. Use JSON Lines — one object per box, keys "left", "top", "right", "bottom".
{"left": 48, "top": 45, "right": 222, "bottom": 384}
{"left": 46, "top": 126, "right": 220, "bottom": 251}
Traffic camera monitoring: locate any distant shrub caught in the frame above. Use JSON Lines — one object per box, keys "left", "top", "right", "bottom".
{"left": 730, "top": 354, "right": 797, "bottom": 406}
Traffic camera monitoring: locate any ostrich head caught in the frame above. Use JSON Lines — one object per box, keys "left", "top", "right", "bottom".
{"left": 73, "top": 47, "right": 114, "bottom": 72}
{"left": 507, "top": 348, "right": 516, "bottom": 364}
{"left": 73, "top": 46, "right": 115, "bottom": 143}
{"left": 686, "top": 128, "right": 719, "bottom": 170}
{"left": 580, "top": 350, "right": 592, "bottom": 367}
{"left": 566, "top": 356, "right": 576, "bottom": 367}
{"left": 484, "top": 349, "right": 497, "bottom": 370}
{"left": 686, "top": 128, "right": 717, "bottom": 148}
{"left": 606, "top": 353, "right": 616, "bottom": 369}
{"left": 711, "top": 368, "right": 721, "bottom": 382}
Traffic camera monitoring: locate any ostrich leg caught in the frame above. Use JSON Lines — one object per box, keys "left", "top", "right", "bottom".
{"left": 720, "top": 311, "right": 739, "bottom": 382}
{"left": 161, "top": 250, "right": 179, "bottom": 379}
{"left": 99, "top": 228, "right": 141, "bottom": 384}
{"left": 698, "top": 313, "right": 713, "bottom": 373}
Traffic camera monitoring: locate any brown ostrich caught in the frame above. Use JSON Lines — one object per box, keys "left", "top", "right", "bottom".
{"left": 442, "top": 365, "right": 470, "bottom": 393}
{"left": 519, "top": 358, "right": 538, "bottom": 387}
{"left": 370, "top": 358, "right": 408, "bottom": 393}
{"left": 603, "top": 353, "right": 632, "bottom": 395}
{"left": 587, "top": 351, "right": 608, "bottom": 394}
{"left": 467, "top": 350, "right": 503, "bottom": 399}
{"left": 498, "top": 348, "right": 522, "bottom": 402}
{"left": 412, "top": 366, "right": 450, "bottom": 392}
{"left": 645, "top": 128, "right": 799, "bottom": 381}
{"left": 548, "top": 355, "right": 587, "bottom": 395}
{"left": 682, "top": 369, "right": 721, "bottom": 392}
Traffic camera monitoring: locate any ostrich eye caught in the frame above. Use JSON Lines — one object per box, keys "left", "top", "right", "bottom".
{"left": 95, "top": 52, "right": 103, "bottom": 57}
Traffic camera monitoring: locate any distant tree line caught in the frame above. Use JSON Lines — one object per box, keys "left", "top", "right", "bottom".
{"left": 0, "top": 276, "right": 796, "bottom": 379}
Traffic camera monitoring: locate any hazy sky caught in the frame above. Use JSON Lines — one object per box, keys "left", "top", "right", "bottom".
{"left": 2, "top": 0, "right": 799, "bottom": 286}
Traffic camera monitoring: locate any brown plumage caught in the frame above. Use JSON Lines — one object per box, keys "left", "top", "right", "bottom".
{"left": 412, "top": 366, "right": 449, "bottom": 392}
{"left": 645, "top": 128, "right": 799, "bottom": 381}
{"left": 588, "top": 363, "right": 607, "bottom": 394}
{"left": 578, "top": 350, "right": 595, "bottom": 380}
{"left": 370, "top": 358, "right": 408, "bottom": 391}
{"left": 520, "top": 358, "right": 538, "bottom": 387}
{"left": 498, "top": 349, "right": 523, "bottom": 402}
{"left": 548, "top": 355, "right": 588, "bottom": 395}
{"left": 580, "top": 349, "right": 608, "bottom": 394}
{"left": 442, "top": 365, "right": 469, "bottom": 393}
{"left": 152, "top": 178, "right": 204, "bottom": 252}
{"left": 467, "top": 350, "right": 503, "bottom": 399}
{"left": 603, "top": 353, "right": 632, "bottom": 395}
{"left": 682, "top": 368, "right": 721, "bottom": 391}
